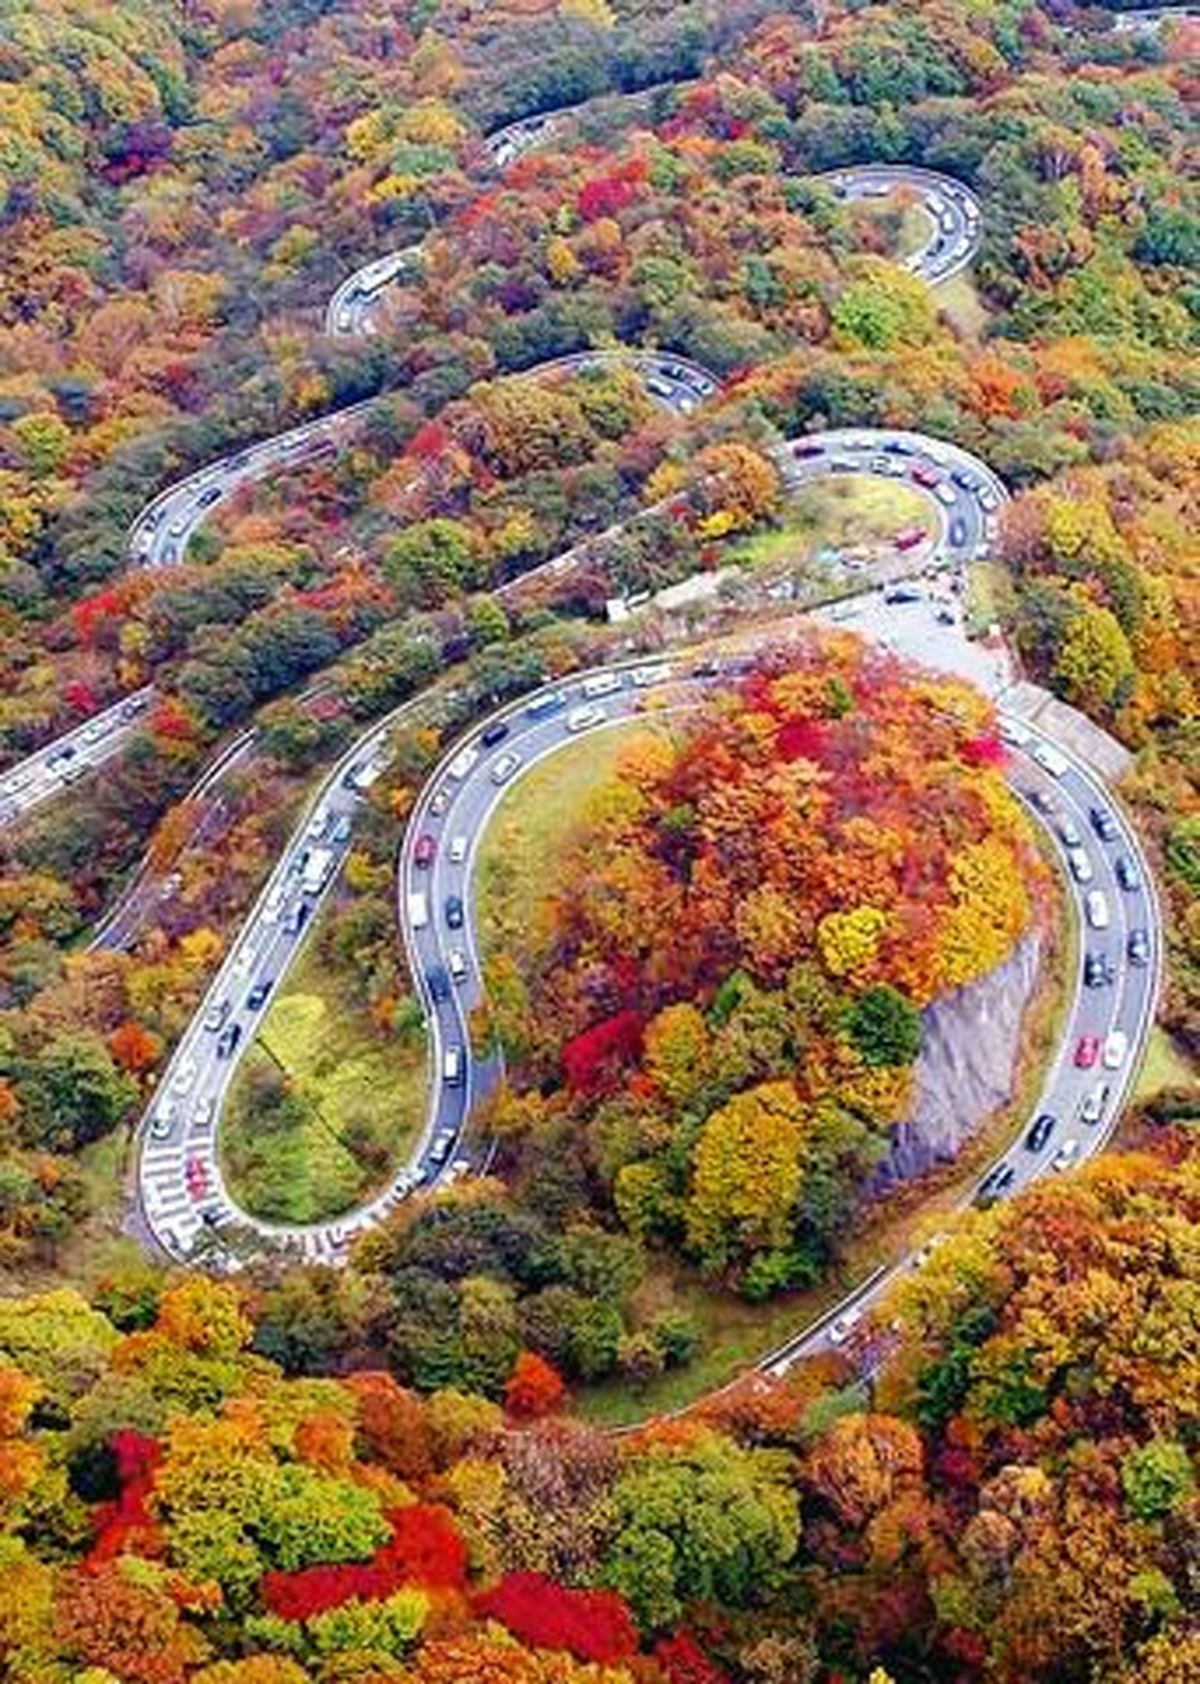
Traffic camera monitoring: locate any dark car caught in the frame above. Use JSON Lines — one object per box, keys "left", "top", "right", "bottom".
{"left": 1084, "top": 952, "right": 1114, "bottom": 989}
{"left": 480, "top": 721, "right": 510, "bottom": 749}
{"left": 246, "top": 980, "right": 273, "bottom": 1010}
{"left": 414, "top": 833, "right": 437, "bottom": 869}
{"left": 883, "top": 584, "right": 923, "bottom": 605}
{"left": 445, "top": 895, "right": 464, "bottom": 930}
{"left": 216, "top": 1023, "right": 242, "bottom": 1059}
{"left": 975, "top": 1162, "right": 1016, "bottom": 1207}
{"left": 1025, "top": 1112, "right": 1056, "bottom": 1153}
{"left": 426, "top": 966, "right": 450, "bottom": 1003}
{"left": 197, "top": 485, "right": 222, "bottom": 508}
{"left": 1090, "top": 805, "right": 1118, "bottom": 842}
{"left": 284, "top": 900, "right": 310, "bottom": 935}
{"left": 1115, "top": 855, "right": 1141, "bottom": 892}
{"left": 948, "top": 517, "right": 967, "bottom": 547}
{"left": 1127, "top": 928, "right": 1151, "bottom": 967}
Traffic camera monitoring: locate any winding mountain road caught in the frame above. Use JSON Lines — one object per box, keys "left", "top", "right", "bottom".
{"left": 0, "top": 35, "right": 1167, "bottom": 1381}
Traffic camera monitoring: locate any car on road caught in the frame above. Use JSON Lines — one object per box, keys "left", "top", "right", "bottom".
{"left": 1052, "top": 1138, "right": 1081, "bottom": 1173}
{"left": 1080, "top": 1083, "right": 1109, "bottom": 1126}
{"left": 1115, "top": 855, "right": 1141, "bottom": 892}
{"left": 216, "top": 1023, "right": 242, "bottom": 1059}
{"left": 414, "top": 834, "right": 437, "bottom": 868}
{"left": 1084, "top": 952, "right": 1114, "bottom": 989}
{"left": 793, "top": 441, "right": 824, "bottom": 459}
{"left": 480, "top": 720, "right": 510, "bottom": 748}
{"left": 525, "top": 690, "right": 567, "bottom": 719}
{"left": 582, "top": 672, "right": 623, "bottom": 700}
{"left": 246, "top": 979, "right": 272, "bottom": 1010}
{"left": 331, "top": 814, "right": 352, "bottom": 844}
{"left": 429, "top": 1128, "right": 455, "bottom": 1163}
{"left": 893, "top": 527, "right": 926, "bottom": 552}
{"left": 975, "top": 1161, "right": 1015, "bottom": 1207}
{"left": 426, "top": 966, "right": 450, "bottom": 1003}
{"left": 1127, "top": 928, "right": 1151, "bottom": 967}
{"left": 1000, "top": 718, "right": 1032, "bottom": 747}
{"left": 197, "top": 485, "right": 222, "bottom": 508}
{"left": 442, "top": 1046, "right": 464, "bottom": 1087}
{"left": 203, "top": 999, "right": 231, "bottom": 1032}
{"left": 448, "top": 835, "right": 469, "bottom": 864}
{"left": 1102, "top": 1029, "right": 1128, "bottom": 1070}
{"left": 284, "top": 900, "right": 310, "bottom": 935}
{"left": 1025, "top": 1112, "right": 1056, "bottom": 1152}
{"left": 193, "top": 1096, "right": 218, "bottom": 1132}
{"left": 1059, "top": 816, "right": 1083, "bottom": 848}
{"left": 883, "top": 584, "right": 923, "bottom": 604}
{"left": 490, "top": 752, "right": 521, "bottom": 785}
{"left": 566, "top": 704, "right": 606, "bottom": 733}
{"left": 151, "top": 1098, "right": 178, "bottom": 1141}
{"left": 430, "top": 786, "right": 453, "bottom": 817}
{"left": 949, "top": 517, "right": 967, "bottom": 547}
{"left": 444, "top": 895, "right": 464, "bottom": 929}
{"left": 1085, "top": 889, "right": 1110, "bottom": 930}
{"left": 307, "top": 809, "right": 329, "bottom": 840}
{"left": 1090, "top": 805, "right": 1119, "bottom": 842}
{"left": 1075, "top": 1034, "right": 1101, "bottom": 1069}
{"left": 169, "top": 1058, "right": 198, "bottom": 1095}
{"left": 1033, "top": 742, "right": 1068, "bottom": 777}
{"left": 1067, "top": 847, "right": 1094, "bottom": 884}
{"left": 448, "top": 948, "right": 468, "bottom": 982}
{"left": 828, "top": 1305, "right": 864, "bottom": 1347}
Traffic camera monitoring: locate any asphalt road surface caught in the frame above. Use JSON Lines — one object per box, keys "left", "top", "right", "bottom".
{"left": 816, "top": 164, "right": 983, "bottom": 286}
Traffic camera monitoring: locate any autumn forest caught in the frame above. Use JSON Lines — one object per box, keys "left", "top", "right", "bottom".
{"left": 0, "top": 1, "right": 1196, "bottom": 1682}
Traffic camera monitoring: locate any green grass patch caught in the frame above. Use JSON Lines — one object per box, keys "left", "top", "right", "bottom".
{"left": 1135, "top": 1026, "right": 1196, "bottom": 1102}
{"left": 897, "top": 202, "right": 935, "bottom": 260}
{"left": 966, "top": 558, "right": 1014, "bottom": 637}
{"left": 729, "top": 476, "right": 929, "bottom": 576}
{"left": 937, "top": 271, "right": 989, "bottom": 339}
{"left": 476, "top": 720, "right": 670, "bottom": 963}
{"left": 221, "top": 921, "right": 427, "bottom": 1225}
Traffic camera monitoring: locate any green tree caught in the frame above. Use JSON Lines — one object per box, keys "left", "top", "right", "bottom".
{"left": 1121, "top": 1439, "right": 1195, "bottom": 1520}
{"left": 845, "top": 985, "right": 923, "bottom": 1068}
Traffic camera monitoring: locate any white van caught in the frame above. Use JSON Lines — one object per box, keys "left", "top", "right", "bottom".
{"left": 442, "top": 1045, "right": 463, "bottom": 1087}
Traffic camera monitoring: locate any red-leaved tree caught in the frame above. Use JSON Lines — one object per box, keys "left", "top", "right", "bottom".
{"left": 504, "top": 1351, "right": 566, "bottom": 1419}
{"left": 475, "top": 1572, "right": 638, "bottom": 1665}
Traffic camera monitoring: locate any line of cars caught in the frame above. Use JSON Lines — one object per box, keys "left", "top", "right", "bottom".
{"left": 822, "top": 166, "right": 982, "bottom": 285}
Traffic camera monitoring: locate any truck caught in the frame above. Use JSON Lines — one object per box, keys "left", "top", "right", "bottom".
{"left": 408, "top": 891, "right": 429, "bottom": 931}
{"left": 300, "top": 846, "right": 336, "bottom": 895}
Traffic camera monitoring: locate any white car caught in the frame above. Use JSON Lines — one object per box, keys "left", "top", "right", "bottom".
{"left": 1085, "top": 890, "right": 1111, "bottom": 931}
{"left": 169, "top": 1059, "right": 198, "bottom": 1095}
{"left": 828, "top": 1305, "right": 864, "bottom": 1347}
{"left": 1102, "top": 1029, "right": 1128, "bottom": 1070}
{"left": 1068, "top": 847, "right": 1094, "bottom": 885}
{"left": 150, "top": 1098, "right": 178, "bottom": 1140}
{"left": 1033, "top": 742, "right": 1068, "bottom": 778}
{"left": 1052, "top": 1138, "right": 1081, "bottom": 1173}
{"left": 193, "top": 1096, "right": 218, "bottom": 1131}
{"left": 448, "top": 835, "right": 469, "bottom": 864}
{"left": 447, "top": 948, "right": 468, "bottom": 982}
{"left": 566, "top": 704, "right": 606, "bottom": 734}
{"left": 491, "top": 752, "right": 521, "bottom": 785}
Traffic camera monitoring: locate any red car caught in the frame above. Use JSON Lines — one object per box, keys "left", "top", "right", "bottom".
{"left": 414, "top": 834, "right": 436, "bottom": 868}
{"left": 911, "top": 464, "right": 942, "bottom": 490}
{"left": 1074, "top": 1034, "right": 1101, "bottom": 1069}
{"left": 894, "top": 526, "right": 927, "bottom": 552}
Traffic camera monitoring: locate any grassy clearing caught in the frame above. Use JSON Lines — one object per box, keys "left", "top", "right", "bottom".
{"left": 966, "top": 559, "right": 1015, "bottom": 636}
{"left": 937, "top": 270, "right": 990, "bottom": 339}
{"left": 897, "top": 202, "right": 935, "bottom": 260}
{"left": 729, "top": 476, "right": 929, "bottom": 576}
{"left": 221, "top": 922, "right": 427, "bottom": 1225}
{"left": 475, "top": 720, "right": 670, "bottom": 962}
